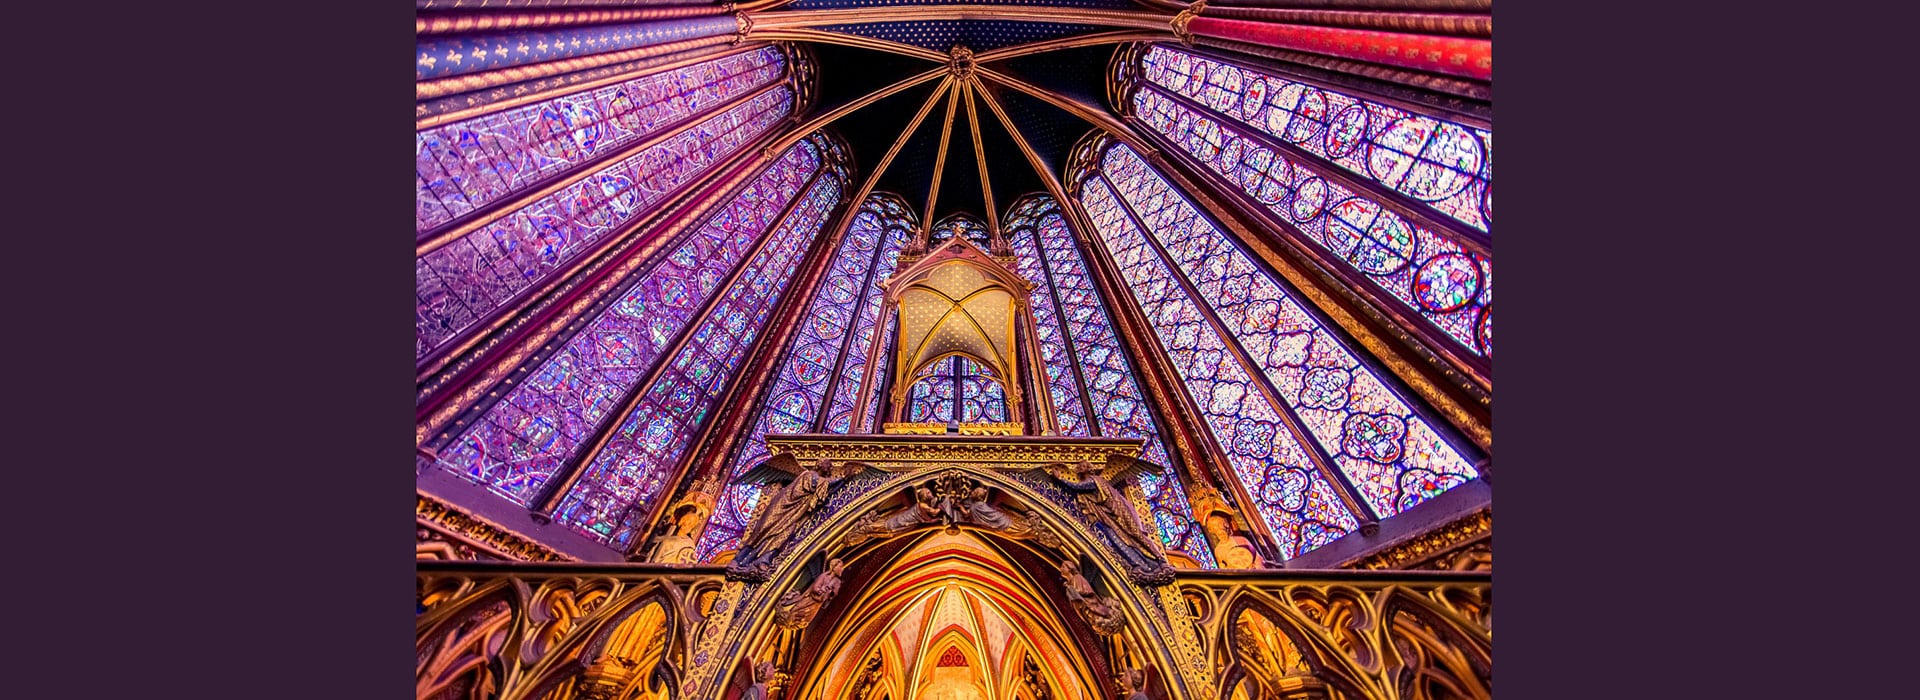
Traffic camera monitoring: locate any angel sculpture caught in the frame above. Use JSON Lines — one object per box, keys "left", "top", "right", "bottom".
{"left": 846, "top": 486, "right": 943, "bottom": 546}
{"left": 728, "top": 455, "right": 862, "bottom": 580}
{"left": 1058, "top": 559, "right": 1126, "bottom": 635}
{"left": 1119, "top": 667, "right": 1152, "bottom": 700}
{"left": 1049, "top": 457, "right": 1172, "bottom": 583}
{"left": 774, "top": 558, "right": 846, "bottom": 629}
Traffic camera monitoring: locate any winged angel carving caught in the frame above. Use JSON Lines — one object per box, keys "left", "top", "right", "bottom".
{"left": 1043, "top": 456, "right": 1176, "bottom": 585}
{"left": 726, "top": 455, "right": 874, "bottom": 581}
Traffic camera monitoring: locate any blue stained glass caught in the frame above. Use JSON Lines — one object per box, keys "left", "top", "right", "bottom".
{"left": 552, "top": 162, "right": 847, "bottom": 548}
{"left": 1004, "top": 197, "right": 1214, "bottom": 567}
{"left": 432, "top": 139, "right": 826, "bottom": 530}
{"left": 694, "top": 193, "right": 916, "bottom": 560}
{"left": 1096, "top": 144, "right": 1477, "bottom": 522}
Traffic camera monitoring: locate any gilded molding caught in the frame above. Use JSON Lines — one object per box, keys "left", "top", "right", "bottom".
{"left": 1349, "top": 508, "right": 1490, "bottom": 570}
{"left": 416, "top": 492, "right": 574, "bottom": 562}
{"left": 1170, "top": 0, "right": 1207, "bottom": 46}
{"left": 764, "top": 434, "right": 1142, "bottom": 465}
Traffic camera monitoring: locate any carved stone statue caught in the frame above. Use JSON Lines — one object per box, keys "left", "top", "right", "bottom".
{"left": 1051, "top": 459, "right": 1172, "bottom": 583}
{"left": 742, "top": 661, "right": 779, "bottom": 700}
{"left": 1119, "top": 667, "right": 1152, "bottom": 700}
{"left": 1189, "top": 485, "right": 1263, "bottom": 569}
{"left": 728, "top": 456, "right": 848, "bottom": 580}
{"left": 1058, "top": 559, "right": 1125, "bottom": 635}
{"left": 643, "top": 474, "right": 719, "bottom": 564}
{"left": 846, "top": 485, "right": 943, "bottom": 546}
{"left": 774, "top": 558, "right": 846, "bottom": 629}
{"left": 956, "top": 483, "right": 1062, "bottom": 549}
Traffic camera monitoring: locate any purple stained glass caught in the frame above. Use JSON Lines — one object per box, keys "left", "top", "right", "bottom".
{"left": 1093, "top": 143, "right": 1479, "bottom": 527}
{"left": 728, "top": 196, "right": 914, "bottom": 478}
{"left": 432, "top": 140, "right": 824, "bottom": 513}
{"left": 417, "top": 47, "right": 785, "bottom": 233}
{"left": 552, "top": 166, "right": 846, "bottom": 548}
{"left": 1140, "top": 45, "right": 1491, "bottom": 233}
{"left": 1132, "top": 89, "right": 1491, "bottom": 357}
{"left": 931, "top": 213, "right": 990, "bottom": 247}
{"left": 691, "top": 195, "right": 915, "bottom": 562}
{"left": 1004, "top": 199, "right": 1215, "bottom": 567}
{"left": 1081, "top": 174, "right": 1358, "bottom": 558}
{"left": 823, "top": 198, "right": 916, "bottom": 436}
{"left": 417, "top": 87, "right": 796, "bottom": 362}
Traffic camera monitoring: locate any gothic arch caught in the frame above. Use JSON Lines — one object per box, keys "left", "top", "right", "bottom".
{"left": 701, "top": 463, "right": 1200, "bottom": 700}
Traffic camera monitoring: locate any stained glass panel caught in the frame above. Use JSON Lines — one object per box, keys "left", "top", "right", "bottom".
{"left": 1081, "top": 174, "right": 1358, "bottom": 557}
{"left": 1005, "top": 200, "right": 1214, "bottom": 566}
{"left": 417, "top": 87, "right": 796, "bottom": 361}
{"left": 1140, "top": 45, "right": 1491, "bottom": 233}
{"left": 416, "top": 47, "right": 785, "bottom": 233}
{"left": 1132, "top": 89, "right": 1491, "bottom": 356}
{"left": 552, "top": 167, "right": 846, "bottom": 548}
{"left": 931, "top": 213, "right": 991, "bottom": 247}
{"left": 693, "top": 195, "right": 916, "bottom": 561}
{"left": 1096, "top": 143, "right": 1479, "bottom": 525}
{"left": 432, "top": 140, "right": 823, "bottom": 515}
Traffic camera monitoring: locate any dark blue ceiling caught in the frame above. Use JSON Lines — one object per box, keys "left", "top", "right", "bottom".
{"left": 820, "top": 20, "right": 1103, "bottom": 55}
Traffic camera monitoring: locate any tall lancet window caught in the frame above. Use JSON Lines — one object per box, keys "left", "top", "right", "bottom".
{"left": 695, "top": 193, "right": 917, "bottom": 560}
{"left": 1004, "top": 196, "right": 1214, "bottom": 567}
{"left": 430, "top": 135, "right": 849, "bottom": 549}
{"left": 1073, "top": 140, "right": 1480, "bottom": 558}
{"left": 1128, "top": 45, "right": 1491, "bottom": 358}
{"left": 417, "top": 46, "right": 796, "bottom": 362}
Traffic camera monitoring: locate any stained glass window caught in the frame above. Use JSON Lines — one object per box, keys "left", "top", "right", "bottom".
{"left": 552, "top": 160, "right": 847, "bottom": 548}
{"left": 1004, "top": 197, "right": 1215, "bottom": 567}
{"left": 416, "top": 47, "right": 786, "bottom": 233}
{"left": 417, "top": 59, "right": 794, "bottom": 361}
{"left": 1139, "top": 45, "right": 1491, "bottom": 233}
{"left": 905, "top": 356, "right": 1007, "bottom": 423}
{"left": 930, "top": 213, "right": 991, "bottom": 247}
{"left": 691, "top": 194, "right": 916, "bottom": 561}
{"left": 1131, "top": 46, "right": 1491, "bottom": 357}
{"left": 431, "top": 138, "right": 830, "bottom": 538}
{"left": 1077, "top": 142, "right": 1480, "bottom": 557}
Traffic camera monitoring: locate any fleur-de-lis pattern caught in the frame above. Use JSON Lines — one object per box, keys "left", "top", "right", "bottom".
{"left": 416, "top": 16, "right": 742, "bottom": 81}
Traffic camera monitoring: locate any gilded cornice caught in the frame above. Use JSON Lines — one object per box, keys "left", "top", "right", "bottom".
{"left": 764, "top": 434, "right": 1142, "bottom": 466}
{"left": 416, "top": 492, "right": 575, "bottom": 562}
{"left": 1349, "top": 508, "right": 1490, "bottom": 571}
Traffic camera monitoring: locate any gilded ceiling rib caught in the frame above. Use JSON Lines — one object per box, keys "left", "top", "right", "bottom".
{"left": 973, "top": 81, "right": 1254, "bottom": 545}
{"left": 902, "top": 286, "right": 1015, "bottom": 375}
{"left": 961, "top": 81, "right": 1001, "bottom": 241}
{"left": 974, "top": 66, "right": 1159, "bottom": 156}
{"left": 763, "top": 65, "right": 949, "bottom": 158}
{"left": 749, "top": 6, "right": 1173, "bottom": 32}
{"left": 923, "top": 82, "right": 963, "bottom": 234}
{"left": 846, "top": 79, "right": 960, "bottom": 429}
{"left": 654, "top": 80, "right": 955, "bottom": 547}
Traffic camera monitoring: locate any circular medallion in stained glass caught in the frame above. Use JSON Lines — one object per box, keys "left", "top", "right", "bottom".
{"left": 1476, "top": 305, "right": 1492, "bottom": 355}
{"left": 1239, "top": 77, "right": 1268, "bottom": 123}
{"left": 1413, "top": 253, "right": 1481, "bottom": 312}
{"left": 1272, "top": 84, "right": 1325, "bottom": 144}
{"left": 1288, "top": 177, "right": 1328, "bottom": 222}
{"left": 1325, "top": 104, "right": 1371, "bottom": 159}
